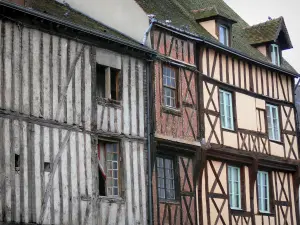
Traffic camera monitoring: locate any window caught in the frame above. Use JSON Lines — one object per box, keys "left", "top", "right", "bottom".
{"left": 96, "top": 64, "right": 119, "bottom": 101}
{"left": 219, "top": 90, "right": 234, "bottom": 130}
{"left": 157, "top": 156, "right": 176, "bottom": 200}
{"left": 98, "top": 141, "right": 120, "bottom": 197}
{"left": 228, "top": 166, "right": 241, "bottom": 209}
{"left": 219, "top": 25, "right": 229, "bottom": 46}
{"left": 257, "top": 171, "right": 270, "bottom": 213}
{"left": 163, "top": 65, "right": 177, "bottom": 108}
{"left": 266, "top": 104, "right": 280, "bottom": 141}
{"left": 270, "top": 44, "right": 280, "bottom": 66}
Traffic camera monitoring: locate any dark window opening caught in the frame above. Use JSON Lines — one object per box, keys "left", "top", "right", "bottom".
{"left": 44, "top": 162, "right": 52, "bottom": 172}
{"left": 15, "top": 154, "right": 20, "bottom": 171}
{"left": 96, "top": 64, "right": 120, "bottom": 101}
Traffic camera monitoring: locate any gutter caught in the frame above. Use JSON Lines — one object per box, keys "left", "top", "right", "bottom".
{"left": 154, "top": 21, "right": 300, "bottom": 78}
{"left": 0, "top": 0, "right": 156, "bottom": 56}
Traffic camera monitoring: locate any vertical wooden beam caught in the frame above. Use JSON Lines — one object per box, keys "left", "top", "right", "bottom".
{"left": 249, "top": 158, "right": 258, "bottom": 225}
{"left": 293, "top": 166, "right": 300, "bottom": 225}
{"left": 105, "top": 67, "right": 111, "bottom": 99}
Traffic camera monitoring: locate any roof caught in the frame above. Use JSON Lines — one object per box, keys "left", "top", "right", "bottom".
{"left": 26, "top": 0, "right": 143, "bottom": 47}
{"left": 134, "top": 0, "right": 297, "bottom": 74}
{"left": 244, "top": 17, "right": 293, "bottom": 50}
{"left": 0, "top": 0, "right": 155, "bottom": 55}
{"left": 191, "top": 6, "right": 236, "bottom": 23}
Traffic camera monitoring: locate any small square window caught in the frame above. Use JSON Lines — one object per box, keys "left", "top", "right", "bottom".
{"left": 219, "top": 25, "right": 229, "bottom": 46}
{"left": 163, "top": 65, "right": 178, "bottom": 108}
{"left": 96, "top": 64, "right": 120, "bottom": 101}
{"left": 156, "top": 156, "right": 176, "bottom": 200}
{"left": 228, "top": 166, "right": 241, "bottom": 209}
{"left": 98, "top": 141, "right": 120, "bottom": 197}
{"left": 219, "top": 89, "right": 234, "bottom": 130}
{"left": 257, "top": 171, "right": 270, "bottom": 213}
{"left": 266, "top": 104, "right": 280, "bottom": 141}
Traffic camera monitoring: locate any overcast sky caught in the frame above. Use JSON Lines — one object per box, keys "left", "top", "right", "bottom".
{"left": 225, "top": 0, "right": 300, "bottom": 73}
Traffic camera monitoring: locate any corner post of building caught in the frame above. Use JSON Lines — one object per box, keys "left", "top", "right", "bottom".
{"left": 293, "top": 163, "right": 300, "bottom": 225}
{"left": 249, "top": 157, "right": 258, "bottom": 225}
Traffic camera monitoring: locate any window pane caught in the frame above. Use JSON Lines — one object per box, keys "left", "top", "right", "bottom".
{"left": 157, "top": 157, "right": 175, "bottom": 200}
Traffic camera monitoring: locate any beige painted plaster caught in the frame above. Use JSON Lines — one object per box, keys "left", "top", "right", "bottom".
{"left": 223, "top": 131, "right": 238, "bottom": 149}
{"left": 244, "top": 166, "right": 250, "bottom": 211}
{"left": 55, "top": 0, "right": 150, "bottom": 45}
{"left": 200, "top": 20, "right": 218, "bottom": 39}
{"left": 255, "top": 98, "right": 265, "bottom": 109}
{"left": 270, "top": 141, "right": 285, "bottom": 158}
{"left": 256, "top": 45, "right": 267, "bottom": 56}
{"left": 236, "top": 93, "right": 257, "bottom": 131}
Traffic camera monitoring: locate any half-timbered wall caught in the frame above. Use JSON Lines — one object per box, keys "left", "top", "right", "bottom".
{"left": 200, "top": 46, "right": 298, "bottom": 160}
{"left": 152, "top": 28, "right": 199, "bottom": 144}
{"left": 0, "top": 19, "right": 147, "bottom": 225}
{"left": 152, "top": 154, "right": 196, "bottom": 225}
{"left": 200, "top": 47, "right": 294, "bottom": 103}
{"left": 200, "top": 160, "right": 297, "bottom": 225}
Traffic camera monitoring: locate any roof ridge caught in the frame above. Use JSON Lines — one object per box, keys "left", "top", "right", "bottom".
{"left": 246, "top": 16, "right": 282, "bottom": 29}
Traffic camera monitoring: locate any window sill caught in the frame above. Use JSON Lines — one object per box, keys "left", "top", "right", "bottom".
{"left": 98, "top": 196, "right": 124, "bottom": 203}
{"left": 269, "top": 139, "right": 283, "bottom": 145}
{"left": 221, "top": 127, "right": 236, "bottom": 133}
{"left": 257, "top": 211, "right": 275, "bottom": 217}
{"left": 162, "top": 106, "right": 182, "bottom": 116}
{"left": 159, "top": 199, "right": 180, "bottom": 205}
{"left": 97, "top": 98, "right": 122, "bottom": 108}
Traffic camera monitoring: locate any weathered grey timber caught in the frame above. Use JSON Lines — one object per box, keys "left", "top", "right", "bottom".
{"left": 0, "top": 19, "right": 148, "bottom": 225}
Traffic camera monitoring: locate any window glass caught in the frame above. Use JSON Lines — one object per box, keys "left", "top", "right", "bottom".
{"left": 96, "top": 65, "right": 119, "bottom": 100}
{"left": 98, "top": 142, "right": 120, "bottom": 197}
{"left": 220, "top": 90, "right": 234, "bottom": 130}
{"left": 228, "top": 166, "right": 241, "bottom": 209}
{"left": 271, "top": 44, "right": 280, "bottom": 66}
{"left": 257, "top": 171, "right": 270, "bottom": 212}
{"left": 219, "top": 25, "right": 229, "bottom": 46}
{"left": 163, "top": 66, "right": 177, "bottom": 108}
{"left": 157, "top": 156, "right": 176, "bottom": 200}
{"left": 266, "top": 104, "right": 280, "bottom": 141}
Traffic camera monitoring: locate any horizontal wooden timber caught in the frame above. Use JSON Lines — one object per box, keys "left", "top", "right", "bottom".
{"left": 0, "top": 109, "right": 146, "bottom": 141}
{"left": 201, "top": 74, "right": 295, "bottom": 107}
{"left": 230, "top": 210, "right": 252, "bottom": 217}
{"left": 207, "top": 143, "right": 299, "bottom": 172}
{"left": 237, "top": 128, "right": 268, "bottom": 138}
{"left": 274, "top": 200, "right": 291, "bottom": 207}
{"left": 208, "top": 192, "right": 227, "bottom": 199}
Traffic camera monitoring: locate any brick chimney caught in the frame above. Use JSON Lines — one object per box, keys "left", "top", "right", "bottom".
{"left": 8, "top": 0, "right": 25, "bottom": 6}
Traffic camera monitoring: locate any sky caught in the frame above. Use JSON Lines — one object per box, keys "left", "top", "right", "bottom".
{"left": 224, "top": 0, "right": 300, "bottom": 73}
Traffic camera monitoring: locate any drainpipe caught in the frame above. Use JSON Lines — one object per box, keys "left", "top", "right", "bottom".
{"left": 142, "top": 16, "right": 156, "bottom": 45}
{"left": 146, "top": 60, "right": 153, "bottom": 225}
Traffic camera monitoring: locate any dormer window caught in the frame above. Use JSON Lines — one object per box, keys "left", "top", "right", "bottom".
{"left": 270, "top": 44, "right": 280, "bottom": 66}
{"left": 219, "top": 25, "right": 229, "bottom": 46}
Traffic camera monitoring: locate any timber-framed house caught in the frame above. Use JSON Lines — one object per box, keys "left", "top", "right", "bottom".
{"left": 135, "top": 0, "right": 300, "bottom": 224}
{"left": 0, "top": 0, "right": 155, "bottom": 224}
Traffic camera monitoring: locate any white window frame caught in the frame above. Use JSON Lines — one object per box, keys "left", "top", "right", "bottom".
{"left": 271, "top": 44, "right": 280, "bottom": 66}
{"left": 266, "top": 104, "right": 280, "bottom": 141}
{"left": 219, "top": 25, "right": 229, "bottom": 46}
{"left": 257, "top": 171, "right": 270, "bottom": 213}
{"left": 228, "top": 166, "right": 241, "bottom": 210}
{"left": 220, "top": 89, "right": 234, "bottom": 130}
{"left": 163, "top": 65, "right": 177, "bottom": 108}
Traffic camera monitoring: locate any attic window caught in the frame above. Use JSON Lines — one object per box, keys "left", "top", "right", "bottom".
{"left": 219, "top": 25, "right": 229, "bottom": 46}
{"left": 270, "top": 44, "right": 280, "bottom": 66}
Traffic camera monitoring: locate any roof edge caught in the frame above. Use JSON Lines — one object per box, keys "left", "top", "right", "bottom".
{"left": 154, "top": 21, "right": 299, "bottom": 77}
{"left": 0, "top": 0, "right": 156, "bottom": 56}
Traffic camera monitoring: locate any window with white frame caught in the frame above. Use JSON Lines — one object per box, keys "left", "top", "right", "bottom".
{"left": 219, "top": 25, "right": 229, "bottom": 46}
{"left": 228, "top": 166, "right": 241, "bottom": 209}
{"left": 270, "top": 44, "right": 280, "bottom": 66}
{"left": 266, "top": 104, "right": 280, "bottom": 141}
{"left": 163, "top": 65, "right": 177, "bottom": 108}
{"left": 257, "top": 171, "right": 270, "bottom": 213}
{"left": 157, "top": 156, "right": 176, "bottom": 200}
{"left": 220, "top": 89, "right": 234, "bottom": 130}
{"left": 98, "top": 141, "right": 120, "bottom": 197}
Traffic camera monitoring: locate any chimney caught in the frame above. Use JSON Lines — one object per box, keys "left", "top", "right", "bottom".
{"left": 8, "top": 0, "right": 25, "bottom": 6}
